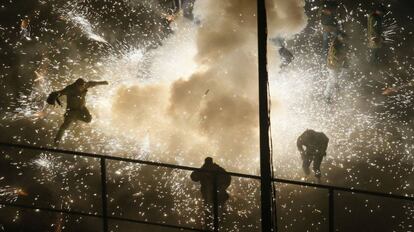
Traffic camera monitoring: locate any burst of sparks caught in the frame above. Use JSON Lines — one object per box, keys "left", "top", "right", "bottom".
{"left": 0, "top": 187, "right": 27, "bottom": 203}
{"left": 63, "top": 10, "right": 108, "bottom": 43}
{"left": 0, "top": 0, "right": 412, "bottom": 231}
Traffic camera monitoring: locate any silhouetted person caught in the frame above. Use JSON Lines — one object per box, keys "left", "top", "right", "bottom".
{"left": 274, "top": 38, "right": 294, "bottom": 69}
{"left": 20, "top": 17, "right": 31, "bottom": 41}
{"left": 367, "top": 4, "right": 386, "bottom": 64}
{"left": 271, "top": 38, "right": 294, "bottom": 70}
{"left": 191, "top": 157, "right": 231, "bottom": 205}
{"left": 320, "top": 0, "right": 339, "bottom": 57}
{"left": 325, "top": 32, "right": 349, "bottom": 103}
{"left": 182, "top": 0, "right": 196, "bottom": 20}
{"left": 47, "top": 78, "right": 108, "bottom": 145}
{"left": 191, "top": 157, "right": 231, "bottom": 228}
{"left": 297, "top": 129, "right": 329, "bottom": 179}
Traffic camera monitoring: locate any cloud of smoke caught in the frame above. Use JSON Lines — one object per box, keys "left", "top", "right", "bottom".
{"left": 267, "top": 0, "right": 307, "bottom": 37}
{"left": 99, "top": 0, "right": 307, "bottom": 173}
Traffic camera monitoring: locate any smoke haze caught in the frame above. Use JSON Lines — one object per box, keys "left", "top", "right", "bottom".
{"left": 97, "top": 0, "right": 307, "bottom": 172}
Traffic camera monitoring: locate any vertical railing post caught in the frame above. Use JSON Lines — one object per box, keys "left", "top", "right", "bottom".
{"left": 257, "top": 0, "right": 274, "bottom": 231}
{"left": 329, "top": 188, "right": 334, "bottom": 232}
{"left": 213, "top": 174, "right": 219, "bottom": 232}
{"left": 100, "top": 158, "right": 109, "bottom": 232}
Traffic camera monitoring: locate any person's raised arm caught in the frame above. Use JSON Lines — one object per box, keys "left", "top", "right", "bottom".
{"left": 86, "top": 81, "right": 109, "bottom": 88}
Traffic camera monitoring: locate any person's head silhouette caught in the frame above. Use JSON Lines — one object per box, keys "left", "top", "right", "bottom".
{"left": 205, "top": 157, "right": 213, "bottom": 165}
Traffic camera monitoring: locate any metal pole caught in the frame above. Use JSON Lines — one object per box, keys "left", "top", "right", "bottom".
{"left": 257, "top": 0, "right": 273, "bottom": 231}
{"left": 329, "top": 188, "right": 334, "bottom": 232}
{"left": 213, "top": 175, "right": 219, "bottom": 232}
{"left": 100, "top": 158, "right": 109, "bottom": 232}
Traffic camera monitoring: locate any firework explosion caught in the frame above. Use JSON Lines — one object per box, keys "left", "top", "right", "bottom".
{"left": 0, "top": 187, "right": 27, "bottom": 203}
{"left": 0, "top": 0, "right": 413, "bottom": 231}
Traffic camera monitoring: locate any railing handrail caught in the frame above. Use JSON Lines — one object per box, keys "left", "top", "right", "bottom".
{"left": 0, "top": 142, "right": 413, "bottom": 201}
{"left": 0, "top": 142, "right": 258, "bottom": 179}
{"left": 272, "top": 177, "right": 414, "bottom": 201}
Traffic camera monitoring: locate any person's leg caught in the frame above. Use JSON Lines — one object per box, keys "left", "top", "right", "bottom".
{"left": 54, "top": 112, "right": 75, "bottom": 145}
{"left": 170, "top": 0, "right": 181, "bottom": 13}
{"left": 372, "top": 48, "right": 380, "bottom": 64}
{"left": 369, "top": 48, "right": 374, "bottom": 63}
{"left": 200, "top": 188, "right": 215, "bottom": 229}
{"left": 182, "top": 0, "right": 195, "bottom": 20}
{"left": 218, "top": 195, "right": 228, "bottom": 224}
{"left": 322, "top": 31, "right": 330, "bottom": 57}
{"left": 313, "top": 155, "right": 324, "bottom": 178}
{"left": 203, "top": 202, "right": 213, "bottom": 230}
{"left": 302, "top": 154, "right": 312, "bottom": 176}
{"left": 335, "top": 68, "right": 345, "bottom": 97}
{"left": 79, "top": 107, "right": 92, "bottom": 123}
{"left": 324, "top": 69, "right": 338, "bottom": 103}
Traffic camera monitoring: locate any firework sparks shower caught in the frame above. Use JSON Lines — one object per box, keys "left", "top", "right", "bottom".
{"left": 0, "top": 0, "right": 413, "bottom": 231}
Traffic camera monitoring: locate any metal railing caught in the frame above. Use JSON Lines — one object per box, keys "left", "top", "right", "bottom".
{"left": 0, "top": 142, "right": 413, "bottom": 232}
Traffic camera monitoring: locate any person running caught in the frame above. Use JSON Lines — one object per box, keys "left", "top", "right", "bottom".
{"left": 47, "top": 78, "right": 108, "bottom": 145}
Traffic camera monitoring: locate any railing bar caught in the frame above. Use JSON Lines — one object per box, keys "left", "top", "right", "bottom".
{"left": 273, "top": 178, "right": 414, "bottom": 201}
{"left": 0, "top": 142, "right": 413, "bottom": 202}
{"left": 328, "top": 188, "right": 334, "bottom": 232}
{"left": 0, "top": 142, "right": 259, "bottom": 179}
{"left": 0, "top": 202, "right": 209, "bottom": 232}
{"left": 100, "top": 158, "right": 109, "bottom": 232}
{"left": 330, "top": 187, "right": 412, "bottom": 200}
{"left": 108, "top": 216, "right": 210, "bottom": 231}
{"left": 0, "top": 201, "right": 103, "bottom": 218}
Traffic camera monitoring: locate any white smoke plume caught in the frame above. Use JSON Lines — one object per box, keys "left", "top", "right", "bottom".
{"left": 88, "top": 0, "right": 307, "bottom": 173}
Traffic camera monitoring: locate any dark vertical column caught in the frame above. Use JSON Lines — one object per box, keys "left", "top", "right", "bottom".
{"left": 100, "top": 158, "right": 109, "bottom": 232}
{"left": 329, "top": 188, "right": 334, "bottom": 232}
{"left": 213, "top": 176, "right": 219, "bottom": 232}
{"left": 257, "top": 0, "right": 273, "bottom": 231}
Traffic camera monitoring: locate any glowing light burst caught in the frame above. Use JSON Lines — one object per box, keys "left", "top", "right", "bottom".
{"left": 6, "top": 71, "right": 52, "bottom": 121}
{"left": 31, "top": 153, "right": 70, "bottom": 181}
{"left": 63, "top": 9, "right": 108, "bottom": 43}
{"left": 0, "top": 187, "right": 27, "bottom": 203}
{"left": 382, "top": 12, "right": 398, "bottom": 43}
{"left": 85, "top": 18, "right": 199, "bottom": 156}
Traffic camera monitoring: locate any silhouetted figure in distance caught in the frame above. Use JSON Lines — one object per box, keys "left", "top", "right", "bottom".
{"left": 325, "top": 32, "right": 349, "bottom": 103}
{"left": 367, "top": 4, "right": 386, "bottom": 64}
{"left": 320, "top": 0, "right": 339, "bottom": 57}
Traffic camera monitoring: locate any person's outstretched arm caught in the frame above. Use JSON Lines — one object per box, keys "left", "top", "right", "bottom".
{"left": 86, "top": 81, "right": 109, "bottom": 88}
{"left": 190, "top": 170, "right": 201, "bottom": 182}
